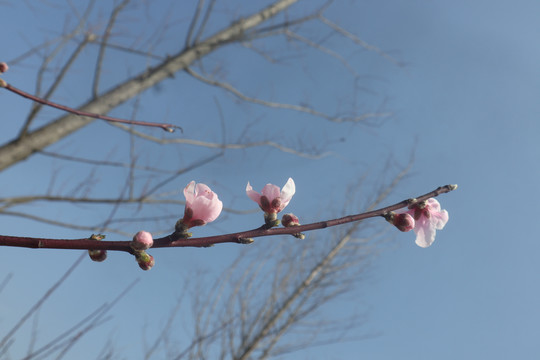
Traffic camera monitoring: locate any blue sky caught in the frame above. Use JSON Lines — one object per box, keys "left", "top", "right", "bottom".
{"left": 1, "top": 1, "right": 540, "bottom": 359}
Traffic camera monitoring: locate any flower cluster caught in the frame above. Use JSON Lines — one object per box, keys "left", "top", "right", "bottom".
{"left": 387, "top": 198, "right": 449, "bottom": 248}
{"left": 177, "top": 178, "right": 296, "bottom": 232}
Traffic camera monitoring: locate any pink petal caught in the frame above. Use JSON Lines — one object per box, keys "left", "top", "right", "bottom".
{"left": 183, "top": 181, "right": 223, "bottom": 225}
{"left": 426, "top": 198, "right": 442, "bottom": 212}
{"left": 413, "top": 216, "right": 436, "bottom": 248}
{"left": 415, "top": 225, "right": 437, "bottom": 248}
{"left": 432, "top": 209, "right": 449, "bottom": 230}
{"left": 261, "top": 183, "right": 281, "bottom": 201}
{"left": 279, "top": 178, "right": 295, "bottom": 205}
{"left": 195, "top": 183, "right": 212, "bottom": 197}
{"left": 246, "top": 182, "right": 262, "bottom": 205}
{"left": 192, "top": 196, "right": 222, "bottom": 222}
{"left": 183, "top": 181, "right": 196, "bottom": 205}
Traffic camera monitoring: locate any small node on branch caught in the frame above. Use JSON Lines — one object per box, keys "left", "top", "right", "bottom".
{"left": 173, "top": 221, "right": 193, "bottom": 239}
{"left": 238, "top": 237, "right": 254, "bottom": 244}
{"left": 263, "top": 212, "right": 280, "bottom": 228}
{"left": 88, "top": 234, "right": 107, "bottom": 262}
{"left": 86, "top": 32, "right": 97, "bottom": 42}
{"left": 166, "top": 124, "right": 183, "bottom": 133}
{"left": 406, "top": 198, "right": 418, "bottom": 208}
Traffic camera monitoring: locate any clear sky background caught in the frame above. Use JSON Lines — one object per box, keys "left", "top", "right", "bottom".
{"left": 1, "top": 1, "right": 539, "bottom": 359}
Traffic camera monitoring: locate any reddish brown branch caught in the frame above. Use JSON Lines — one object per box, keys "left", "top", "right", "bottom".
{"left": 1, "top": 83, "right": 180, "bottom": 132}
{"left": 0, "top": 185, "right": 457, "bottom": 252}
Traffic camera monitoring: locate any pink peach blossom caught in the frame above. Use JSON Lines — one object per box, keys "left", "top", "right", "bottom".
{"left": 246, "top": 178, "right": 295, "bottom": 214}
{"left": 406, "top": 198, "right": 449, "bottom": 248}
{"left": 182, "top": 181, "right": 223, "bottom": 228}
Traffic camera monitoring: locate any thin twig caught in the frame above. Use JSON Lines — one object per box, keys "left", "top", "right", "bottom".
{"left": 185, "top": 0, "right": 205, "bottom": 48}
{"left": 92, "top": 0, "right": 130, "bottom": 98}
{"left": 185, "top": 67, "right": 390, "bottom": 123}
{"left": 108, "top": 122, "right": 329, "bottom": 159}
{"left": 193, "top": 0, "right": 217, "bottom": 44}
{"left": 318, "top": 15, "right": 404, "bottom": 67}
{"left": 19, "top": 34, "right": 93, "bottom": 138}
{"left": 2, "top": 83, "right": 179, "bottom": 132}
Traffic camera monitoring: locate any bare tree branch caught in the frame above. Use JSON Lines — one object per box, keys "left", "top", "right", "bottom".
{"left": 185, "top": 67, "right": 390, "bottom": 124}
{"left": 0, "top": 0, "right": 300, "bottom": 171}
{"left": 318, "top": 14, "right": 404, "bottom": 67}
{"left": 92, "top": 0, "right": 131, "bottom": 98}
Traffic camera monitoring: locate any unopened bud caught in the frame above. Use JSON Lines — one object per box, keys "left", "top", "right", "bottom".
{"left": 281, "top": 213, "right": 300, "bottom": 227}
{"left": 130, "top": 230, "right": 154, "bottom": 251}
{"left": 135, "top": 251, "right": 155, "bottom": 271}
{"left": 88, "top": 234, "right": 107, "bottom": 262}
{"left": 392, "top": 213, "right": 415, "bottom": 232}
{"left": 88, "top": 249, "right": 107, "bottom": 262}
{"left": 0, "top": 62, "right": 8, "bottom": 73}
{"left": 281, "top": 214, "right": 304, "bottom": 239}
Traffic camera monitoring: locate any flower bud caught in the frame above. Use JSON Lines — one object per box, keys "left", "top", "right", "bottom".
{"left": 135, "top": 251, "right": 155, "bottom": 271}
{"left": 182, "top": 181, "right": 223, "bottom": 229}
{"left": 385, "top": 212, "right": 415, "bottom": 232}
{"left": 392, "top": 213, "right": 415, "bottom": 232}
{"left": 281, "top": 213, "right": 305, "bottom": 239}
{"left": 281, "top": 213, "right": 300, "bottom": 227}
{"left": 88, "top": 233, "right": 107, "bottom": 262}
{"left": 130, "top": 230, "right": 154, "bottom": 251}
{"left": 0, "top": 62, "right": 8, "bottom": 73}
{"left": 88, "top": 249, "right": 107, "bottom": 262}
